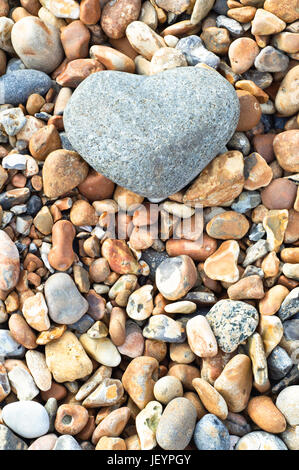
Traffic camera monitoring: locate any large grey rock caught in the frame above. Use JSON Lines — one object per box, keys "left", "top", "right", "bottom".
{"left": 64, "top": 67, "right": 239, "bottom": 199}
{"left": 0, "top": 69, "right": 52, "bottom": 105}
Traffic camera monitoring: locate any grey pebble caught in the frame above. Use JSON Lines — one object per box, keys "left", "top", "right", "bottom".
{"left": 227, "top": 131, "right": 250, "bottom": 155}
{"left": 143, "top": 314, "right": 186, "bottom": 343}
{"left": 268, "top": 346, "right": 293, "bottom": 381}
{"left": 272, "top": 365, "right": 299, "bottom": 395}
{"left": 254, "top": 46, "right": 289, "bottom": 73}
{"left": 0, "top": 69, "right": 52, "bottom": 106}
{"left": 216, "top": 15, "right": 243, "bottom": 36}
{"left": 68, "top": 314, "right": 95, "bottom": 334}
{"left": 0, "top": 424, "right": 27, "bottom": 450}
{"left": 213, "top": 0, "right": 228, "bottom": 15}
{"left": 243, "top": 70, "right": 273, "bottom": 90}
{"left": 243, "top": 239, "right": 269, "bottom": 268}
{"left": 194, "top": 414, "right": 230, "bottom": 450}
{"left": 277, "top": 287, "right": 299, "bottom": 322}
{"left": 176, "top": 36, "right": 220, "bottom": 68}
{"left": 53, "top": 435, "right": 82, "bottom": 450}
{"left": 0, "top": 330, "right": 22, "bottom": 357}
{"left": 249, "top": 223, "right": 266, "bottom": 242}
{"left": 64, "top": 67, "right": 239, "bottom": 199}
{"left": 231, "top": 190, "right": 261, "bottom": 213}
{"left": 44, "top": 398, "right": 58, "bottom": 433}
{"left": 141, "top": 248, "right": 169, "bottom": 281}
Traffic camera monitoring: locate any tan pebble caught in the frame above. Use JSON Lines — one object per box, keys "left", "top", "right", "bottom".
{"left": 56, "top": 58, "right": 105, "bottom": 88}
{"left": 156, "top": 255, "right": 198, "bottom": 301}
{"left": 275, "top": 65, "right": 299, "bottom": 117}
{"left": 22, "top": 292, "right": 50, "bottom": 332}
{"left": 17, "top": 115, "right": 44, "bottom": 143}
{"left": 214, "top": 354, "right": 252, "bottom": 412}
{"left": 259, "top": 285, "right": 289, "bottom": 316}
{"left": 244, "top": 152, "right": 273, "bottom": 190}
{"left": 165, "top": 301, "right": 196, "bottom": 314}
{"left": 48, "top": 220, "right": 75, "bottom": 272}
{"left": 236, "top": 90, "right": 262, "bottom": 132}
{"left": 184, "top": 391, "right": 206, "bottom": 419}
{"left": 229, "top": 38, "right": 259, "bottom": 74}
{"left": 186, "top": 315, "right": 218, "bottom": 358}
{"left": 263, "top": 0, "right": 299, "bottom": 23}
{"left": 114, "top": 185, "right": 144, "bottom": 212}
{"left": 263, "top": 209, "right": 289, "bottom": 252}
{"left": 247, "top": 333, "right": 270, "bottom": 393}
{"left": 129, "top": 226, "right": 154, "bottom": 250}
{"left": 168, "top": 364, "right": 200, "bottom": 390}
{"left": 154, "top": 376, "right": 183, "bottom": 405}
{"left": 101, "top": 239, "right": 141, "bottom": 275}
{"left": 90, "top": 45, "right": 135, "bottom": 73}
{"left": 80, "top": 0, "right": 101, "bottom": 25}
{"left": 236, "top": 80, "right": 269, "bottom": 103}
{"left": 79, "top": 334, "right": 121, "bottom": 367}
{"left": 273, "top": 130, "right": 299, "bottom": 173}
{"left": 33, "top": 206, "right": 53, "bottom": 235}
{"left": 138, "top": 0, "right": 158, "bottom": 30}
{"left": 261, "top": 178, "right": 297, "bottom": 210}
{"left": 82, "top": 377, "right": 124, "bottom": 408}
{"left": 162, "top": 19, "right": 201, "bottom": 37}
{"left": 127, "top": 285, "right": 153, "bottom": 321}
{"left": 126, "top": 20, "right": 166, "bottom": 60}
{"left": 206, "top": 211, "right": 249, "bottom": 240}
{"left": 109, "top": 36, "right": 139, "bottom": 60}
{"left": 45, "top": 330, "right": 93, "bottom": 383}
{"left": 258, "top": 315, "right": 283, "bottom": 356}
{"left": 96, "top": 436, "right": 126, "bottom": 450}
{"left": 248, "top": 396, "right": 286, "bottom": 433}
{"left": 183, "top": 151, "right": 244, "bottom": 207}
{"left": 228, "top": 5, "right": 256, "bottom": 22}
{"left": 29, "top": 125, "right": 61, "bottom": 162}
{"left": 251, "top": 8, "right": 286, "bottom": 35}
{"left": 273, "top": 32, "right": 299, "bottom": 54}
{"left": 200, "top": 350, "right": 233, "bottom": 385}
{"left": 9, "top": 313, "right": 37, "bottom": 349}
{"left": 122, "top": 356, "right": 159, "bottom": 409}
{"left": 192, "top": 378, "right": 228, "bottom": 420}
{"left": 204, "top": 240, "right": 240, "bottom": 284}
{"left": 144, "top": 339, "right": 167, "bottom": 362}
{"left": 228, "top": 275, "right": 264, "bottom": 300}
{"left": 201, "top": 27, "right": 231, "bottom": 55}
{"left": 43, "top": 149, "right": 88, "bottom": 198}
{"left": 261, "top": 251, "right": 280, "bottom": 278}
{"left": 25, "top": 350, "right": 52, "bottom": 392}
{"left": 284, "top": 209, "right": 299, "bottom": 244}
{"left": 109, "top": 307, "right": 126, "bottom": 346}
{"left": 92, "top": 407, "right": 131, "bottom": 445}
{"left": 281, "top": 248, "right": 299, "bottom": 264}
{"left": 36, "top": 324, "right": 67, "bottom": 346}
{"left": 55, "top": 404, "right": 89, "bottom": 435}
{"left": 26, "top": 94, "right": 45, "bottom": 115}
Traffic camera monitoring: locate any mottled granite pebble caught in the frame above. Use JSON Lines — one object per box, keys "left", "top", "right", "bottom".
{"left": 0, "top": 70, "right": 52, "bottom": 106}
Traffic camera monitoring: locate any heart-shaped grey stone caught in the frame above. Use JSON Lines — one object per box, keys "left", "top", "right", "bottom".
{"left": 64, "top": 67, "right": 239, "bottom": 199}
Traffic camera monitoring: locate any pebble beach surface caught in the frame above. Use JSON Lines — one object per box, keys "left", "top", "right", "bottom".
{"left": 0, "top": 0, "right": 298, "bottom": 452}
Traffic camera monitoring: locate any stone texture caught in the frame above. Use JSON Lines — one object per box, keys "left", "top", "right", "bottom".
{"left": 194, "top": 414, "right": 230, "bottom": 450}
{"left": 64, "top": 67, "right": 239, "bottom": 199}
{"left": 2, "top": 401, "right": 49, "bottom": 439}
{"left": 0, "top": 230, "right": 20, "bottom": 291}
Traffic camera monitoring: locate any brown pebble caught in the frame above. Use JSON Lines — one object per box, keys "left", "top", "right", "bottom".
{"left": 80, "top": 0, "right": 101, "bottom": 25}
{"left": 48, "top": 220, "right": 76, "bottom": 272}
{"left": 228, "top": 38, "right": 260, "bottom": 74}
{"left": 55, "top": 404, "right": 89, "bottom": 435}
{"left": 261, "top": 178, "right": 297, "bottom": 210}
{"left": 247, "top": 396, "right": 286, "bottom": 434}
{"left": 236, "top": 90, "right": 262, "bottom": 132}
{"left": 61, "top": 20, "right": 91, "bottom": 61}
{"left": 56, "top": 59, "right": 105, "bottom": 88}
{"left": 78, "top": 170, "right": 115, "bottom": 201}
{"left": 253, "top": 133, "right": 275, "bottom": 163}
{"left": 9, "top": 313, "right": 37, "bottom": 350}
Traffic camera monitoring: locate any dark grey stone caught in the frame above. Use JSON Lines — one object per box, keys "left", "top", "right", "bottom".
{"left": 225, "top": 412, "right": 251, "bottom": 437}
{"left": 268, "top": 346, "right": 293, "bottom": 381}
{"left": 176, "top": 36, "right": 220, "bottom": 68}
{"left": 0, "top": 187, "right": 30, "bottom": 210}
{"left": 213, "top": 0, "right": 229, "bottom": 15}
{"left": 64, "top": 67, "right": 239, "bottom": 199}
{"left": 194, "top": 414, "right": 230, "bottom": 450}
{"left": 141, "top": 248, "right": 169, "bottom": 281}
{"left": 243, "top": 239, "right": 269, "bottom": 267}
{"left": 277, "top": 287, "right": 299, "bottom": 322}
{"left": 0, "top": 424, "right": 27, "bottom": 450}
{"left": 283, "top": 319, "right": 299, "bottom": 341}
{"left": 272, "top": 365, "right": 299, "bottom": 394}
{"left": 206, "top": 299, "right": 259, "bottom": 353}
{"left": 227, "top": 131, "right": 250, "bottom": 155}
{"left": 59, "top": 132, "right": 75, "bottom": 151}
{"left": 249, "top": 223, "right": 265, "bottom": 242}
{"left": 254, "top": 46, "right": 289, "bottom": 72}
{"left": 0, "top": 70, "right": 52, "bottom": 106}
{"left": 243, "top": 70, "right": 273, "bottom": 90}
{"left": 242, "top": 265, "right": 264, "bottom": 278}
{"left": 68, "top": 314, "right": 95, "bottom": 334}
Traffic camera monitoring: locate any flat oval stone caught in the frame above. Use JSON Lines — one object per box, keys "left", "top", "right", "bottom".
{"left": 45, "top": 273, "right": 88, "bottom": 324}
{"left": 194, "top": 414, "right": 230, "bottom": 450}
{"left": 0, "top": 69, "right": 52, "bottom": 106}
{"left": 2, "top": 401, "right": 49, "bottom": 439}
{"left": 236, "top": 431, "right": 287, "bottom": 450}
{"left": 64, "top": 67, "right": 239, "bottom": 199}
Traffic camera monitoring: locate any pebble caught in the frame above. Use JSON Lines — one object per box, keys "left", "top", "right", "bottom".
{"left": 206, "top": 299, "right": 259, "bottom": 353}
{"left": 2, "top": 401, "right": 49, "bottom": 439}
{"left": 45, "top": 273, "right": 88, "bottom": 324}
{"left": 64, "top": 67, "right": 239, "bottom": 199}
{"left": 268, "top": 346, "right": 293, "bottom": 380}
{"left": 216, "top": 15, "right": 243, "bottom": 36}
{"left": 204, "top": 240, "right": 240, "bottom": 283}
{"left": 136, "top": 401, "right": 162, "bottom": 450}
{"left": 248, "top": 396, "right": 287, "bottom": 434}
{"left": 176, "top": 35, "right": 220, "bottom": 68}
{"left": 55, "top": 404, "right": 89, "bottom": 435}
{"left": 0, "top": 424, "right": 27, "bottom": 450}
{"left": 92, "top": 407, "right": 131, "bottom": 444}
{"left": 25, "top": 350, "right": 52, "bottom": 391}
{"left": 261, "top": 178, "right": 297, "bottom": 209}
{"left": 101, "top": 0, "right": 141, "bottom": 39}
{"left": 236, "top": 90, "right": 262, "bottom": 132}
{"left": 156, "top": 397, "right": 197, "bottom": 450}
{"left": 254, "top": 46, "right": 289, "bottom": 72}
{"left": 127, "top": 284, "right": 153, "bottom": 320}
{"left": 273, "top": 130, "right": 299, "bottom": 172}
{"left": 186, "top": 315, "right": 218, "bottom": 357}
{"left": 194, "top": 414, "right": 230, "bottom": 450}
{"left": 263, "top": 209, "right": 288, "bottom": 252}
{"left": 276, "top": 386, "right": 299, "bottom": 426}
{"left": 156, "top": 255, "right": 197, "bottom": 301}
{"left": 0, "top": 69, "right": 50, "bottom": 106}
{"left": 143, "top": 314, "right": 186, "bottom": 343}
{"left": 236, "top": 431, "right": 287, "bottom": 450}
{"left": 8, "top": 366, "right": 39, "bottom": 400}
{"left": 45, "top": 330, "right": 93, "bottom": 383}
{"left": 206, "top": 211, "right": 249, "bottom": 240}
{"left": 79, "top": 335, "right": 121, "bottom": 367}
{"left": 251, "top": 8, "right": 286, "bottom": 35}
{"left": 277, "top": 287, "right": 299, "bottom": 321}
{"left": 122, "top": 356, "right": 159, "bottom": 409}
{"left": 28, "top": 434, "right": 58, "bottom": 451}
{"left": 200, "top": 27, "right": 231, "bottom": 55}
{"left": 82, "top": 378, "right": 124, "bottom": 408}
{"left": 53, "top": 435, "right": 82, "bottom": 450}
{"left": 192, "top": 378, "right": 228, "bottom": 420}
{"left": 0, "top": 230, "right": 20, "bottom": 291}
{"left": 228, "top": 38, "right": 259, "bottom": 74}
{"left": 11, "top": 17, "right": 64, "bottom": 74}
{"left": 228, "top": 275, "right": 264, "bottom": 300}
{"left": 243, "top": 239, "right": 269, "bottom": 267}
{"left": 258, "top": 314, "right": 283, "bottom": 356}
{"left": 244, "top": 152, "right": 273, "bottom": 190}
{"left": 154, "top": 376, "right": 183, "bottom": 405}
{"left": 276, "top": 65, "right": 299, "bottom": 116}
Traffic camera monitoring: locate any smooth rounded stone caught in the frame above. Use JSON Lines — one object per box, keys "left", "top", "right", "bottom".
{"left": 206, "top": 299, "right": 259, "bottom": 353}
{"left": 237, "top": 431, "right": 288, "bottom": 451}
{"left": 92, "top": 407, "right": 131, "bottom": 445}
{"left": 0, "top": 425, "right": 27, "bottom": 450}
{"left": 8, "top": 366, "right": 39, "bottom": 401}
{"left": 193, "top": 378, "right": 228, "bottom": 420}
{"left": 200, "top": 26, "right": 231, "bottom": 56}
{"left": 165, "top": 301, "right": 197, "bottom": 314}
{"left": 263, "top": 209, "right": 288, "bottom": 253}
{"left": 2, "top": 401, "right": 49, "bottom": 439}
{"left": 224, "top": 412, "right": 251, "bottom": 438}
{"left": 206, "top": 211, "right": 249, "bottom": 240}
{"left": 139, "top": 1, "right": 158, "bottom": 29}
{"left": 150, "top": 47, "right": 187, "bottom": 75}
{"left": 42, "top": 149, "right": 89, "bottom": 199}
{"left": 248, "top": 396, "right": 286, "bottom": 434}
{"left": 276, "top": 386, "right": 299, "bottom": 426}
{"left": 264, "top": 0, "right": 299, "bottom": 23}
{"left": 25, "top": 350, "right": 52, "bottom": 391}
{"left": 0, "top": 330, "right": 22, "bottom": 357}
{"left": 268, "top": 346, "right": 293, "bottom": 381}
{"left": 274, "top": 130, "right": 299, "bottom": 173}
{"left": 214, "top": 0, "right": 229, "bottom": 15}
{"left": 156, "top": 397, "right": 197, "bottom": 450}
{"left": 281, "top": 426, "right": 299, "bottom": 451}
{"left": 0, "top": 230, "right": 20, "bottom": 291}
{"left": 183, "top": 150, "right": 244, "bottom": 207}
{"left": 122, "top": 356, "right": 159, "bottom": 409}
{"left": 154, "top": 376, "right": 183, "bottom": 405}
{"left": 156, "top": 255, "right": 197, "bottom": 301}
{"left": 136, "top": 401, "right": 162, "bottom": 450}
{"left": 216, "top": 15, "right": 243, "bottom": 36}
{"left": 143, "top": 314, "right": 186, "bottom": 343}
{"left": 244, "top": 152, "right": 273, "bottom": 191}
{"left": 232, "top": 191, "right": 262, "bottom": 214}
{"left": 251, "top": 8, "right": 286, "bottom": 35}
{"left": 126, "top": 285, "right": 153, "bottom": 320}
{"left": 45, "top": 331, "right": 93, "bottom": 383}
{"left": 275, "top": 65, "right": 299, "bottom": 117}
{"left": 28, "top": 434, "right": 58, "bottom": 450}
{"left": 45, "top": 273, "right": 88, "bottom": 324}
{"left": 204, "top": 240, "right": 240, "bottom": 284}
{"left": 176, "top": 36, "right": 220, "bottom": 68}
{"left": 11, "top": 17, "right": 64, "bottom": 74}
{"left": 126, "top": 21, "right": 165, "bottom": 61}
{"left": 214, "top": 354, "right": 252, "bottom": 412}
{"left": 186, "top": 315, "right": 218, "bottom": 358}
{"left": 283, "top": 263, "right": 299, "bottom": 281}
{"left": 194, "top": 414, "right": 230, "bottom": 450}
{"left": 0, "top": 17, "right": 14, "bottom": 53}
{"left": 0, "top": 108, "right": 26, "bottom": 137}
{"left": 228, "top": 38, "right": 259, "bottom": 74}
{"left": 117, "top": 320, "right": 144, "bottom": 358}
{"left": 243, "top": 239, "right": 268, "bottom": 268}
{"left": 64, "top": 67, "right": 239, "bottom": 199}
{"left": 254, "top": 46, "right": 289, "bottom": 72}
{"left": 236, "top": 90, "right": 261, "bottom": 132}
{"left": 53, "top": 435, "right": 82, "bottom": 450}
{"left": 227, "top": 132, "right": 250, "bottom": 155}
{"left": 79, "top": 335, "right": 121, "bottom": 367}
{"left": 228, "top": 275, "right": 264, "bottom": 300}
{"left": 277, "top": 287, "right": 299, "bottom": 321}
